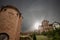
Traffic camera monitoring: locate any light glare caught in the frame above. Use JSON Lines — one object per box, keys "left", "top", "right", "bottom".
{"left": 34, "top": 22, "right": 40, "bottom": 30}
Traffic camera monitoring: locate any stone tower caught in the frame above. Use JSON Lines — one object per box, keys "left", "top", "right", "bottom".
{"left": 0, "top": 5, "right": 22, "bottom": 40}
{"left": 42, "top": 20, "right": 49, "bottom": 32}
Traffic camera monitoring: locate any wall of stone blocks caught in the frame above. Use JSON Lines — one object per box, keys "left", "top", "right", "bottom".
{"left": 0, "top": 8, "right": 22, "bottom": 40}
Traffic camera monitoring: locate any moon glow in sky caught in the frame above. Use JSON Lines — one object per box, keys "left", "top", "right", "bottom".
{"left": 33, "top": 21, "right": 40, "bottom": 30}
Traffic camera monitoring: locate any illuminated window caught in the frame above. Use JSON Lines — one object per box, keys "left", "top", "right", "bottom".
{"left": 0, "top": 33, "right": 9, "bottom": 40}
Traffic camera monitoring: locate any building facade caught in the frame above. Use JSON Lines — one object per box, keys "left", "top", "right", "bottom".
{"left": 38, "top": 20, "right": 53, "bottom": 33}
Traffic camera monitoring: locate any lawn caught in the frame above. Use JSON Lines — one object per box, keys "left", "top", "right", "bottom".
{"left": 36, "top": 35, "right": 48, "bottom": 40}
{"left": 20, "top": 35, "right": 49, "bottom": 40}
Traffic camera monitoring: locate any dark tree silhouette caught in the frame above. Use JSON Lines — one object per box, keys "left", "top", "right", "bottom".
{"left": 32, "top": 33, "right": 37, "bottom": 40}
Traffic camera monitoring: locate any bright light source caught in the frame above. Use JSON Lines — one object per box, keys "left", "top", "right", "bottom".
{"left": 34, "top": 22, "right": 40, "bottom": 30}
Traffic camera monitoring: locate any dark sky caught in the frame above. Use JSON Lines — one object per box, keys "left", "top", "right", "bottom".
{"left": 0, "top": 0, "right": 60, "bottom": 32}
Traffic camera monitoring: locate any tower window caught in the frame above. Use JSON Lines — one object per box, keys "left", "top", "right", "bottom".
{"left": 17, "top": 13, "right": 18, "bottom": 16}
{"left": 3, "top": 8, "right": 7, "bottom": 11}
{"left": 0, "top": 33, "right": 9, "bottom": 40}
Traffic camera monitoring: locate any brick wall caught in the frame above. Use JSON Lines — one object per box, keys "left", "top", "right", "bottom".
{"left": 0, "top": 8, "right": 22, "bottom": 40}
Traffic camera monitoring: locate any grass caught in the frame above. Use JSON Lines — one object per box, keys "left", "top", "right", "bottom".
{"left": 36, "top": 35, "right": 48, "bottom": 40}
{"left": 20, "top": 35, "right": 50, "bottom": 40}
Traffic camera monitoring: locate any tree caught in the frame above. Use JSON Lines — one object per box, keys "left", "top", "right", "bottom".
{"left": 32, "top": 33, "right": 37, "bottom": 40}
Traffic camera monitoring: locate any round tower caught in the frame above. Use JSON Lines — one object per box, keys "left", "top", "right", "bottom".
{"left": 42, "top": 20, "right": 49, "bottom": 32}
{"left": 0, "top": 5, "right": 22, "bottom": 40}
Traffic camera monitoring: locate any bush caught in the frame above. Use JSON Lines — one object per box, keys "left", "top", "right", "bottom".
{"left": 41, "top": 27, "right": 60, "bottom": 40}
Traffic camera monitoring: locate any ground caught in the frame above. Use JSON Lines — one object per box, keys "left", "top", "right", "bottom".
{"left": 20, "top": 35, "right": 49, "bottom": 40}
{"left": 36, "top": 35, "right": 48, "bottom": 40}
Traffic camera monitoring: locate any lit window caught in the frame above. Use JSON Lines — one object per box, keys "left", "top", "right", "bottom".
{"left": 0, "top": 33, "right": 9, "bottom": 40}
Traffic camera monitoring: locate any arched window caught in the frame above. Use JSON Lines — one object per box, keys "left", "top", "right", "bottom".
{"left": 53, "top": 22, "right": 60, "bottom": 30}
{"left": 0, "top": 33, "right": 9, "bottom": 40}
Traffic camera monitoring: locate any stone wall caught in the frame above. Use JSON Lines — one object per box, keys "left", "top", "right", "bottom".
{"left": 0, "top": 7, "right": 22, "bottom": 40}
